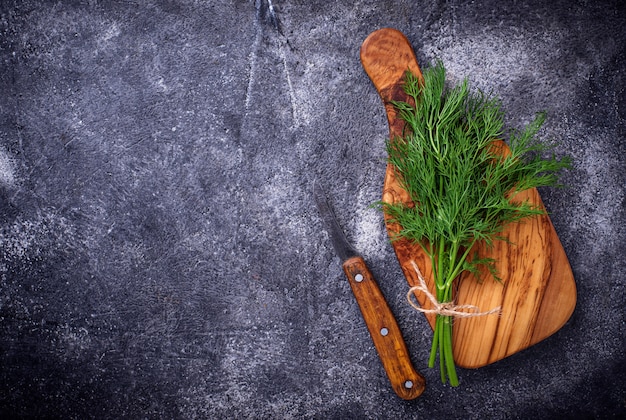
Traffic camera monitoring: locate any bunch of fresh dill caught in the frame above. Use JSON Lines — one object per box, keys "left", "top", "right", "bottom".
{"left": 382, "top": 62, "right": 570, "bottom": 386}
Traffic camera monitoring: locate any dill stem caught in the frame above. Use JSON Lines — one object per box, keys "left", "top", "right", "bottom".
{"left": 444, "top": 240, "right": 478, "bottom": 290}
{"left": 443, "top": 316, "right": 459, "bottom": 386}
{"left": 437, "top": 238, "right": 445, "bottom": 289}
{"left": 429, "top": 246, "right": 457, "bottom": 385}
{"left": 431, "top": 245, "right": 462, "bottom": 385}
{"left": 438, "top": 316, "right": 446, "bottom": 382}
{"left": 449, "top": 240, "right": 459, "bottom": 269}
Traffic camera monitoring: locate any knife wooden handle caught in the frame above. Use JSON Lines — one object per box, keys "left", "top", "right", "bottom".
{"left": 342, "top": 256, "right": 426, "bottom": 399}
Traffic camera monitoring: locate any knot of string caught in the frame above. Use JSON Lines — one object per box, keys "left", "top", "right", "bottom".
{"left": 406, "top": 260, "right": 501, "bottom": 318}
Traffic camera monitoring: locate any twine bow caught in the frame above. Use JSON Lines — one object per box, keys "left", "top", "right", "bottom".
{"left": 406, "top": 260, "right": 501, "bottom": 318}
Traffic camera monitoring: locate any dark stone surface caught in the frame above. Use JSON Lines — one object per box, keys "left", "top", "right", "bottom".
{"left": 1, "top": 0, "right": 624, "bottom": 418}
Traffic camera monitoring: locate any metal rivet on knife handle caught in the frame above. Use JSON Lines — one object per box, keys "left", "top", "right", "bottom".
{"left": 380, "top": 328, "right": 389, "bottom": 336}
{"left": 355, "top": 273, "right": 364, "bottom": 282}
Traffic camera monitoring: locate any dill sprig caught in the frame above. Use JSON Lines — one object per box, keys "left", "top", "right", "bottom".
{"left": 382, "top": 62, "right": 571, "bottom": 386}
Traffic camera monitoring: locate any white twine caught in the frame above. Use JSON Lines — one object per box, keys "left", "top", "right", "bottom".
{"left": 406, "top": 260, "right": 501, "bottom": 318}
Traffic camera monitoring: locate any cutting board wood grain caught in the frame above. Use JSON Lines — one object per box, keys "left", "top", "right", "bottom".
{"left": 360, "top": 28, "right": 576, "bottom": 368}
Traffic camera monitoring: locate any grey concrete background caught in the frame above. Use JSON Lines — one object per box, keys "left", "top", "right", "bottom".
{"left": 1, "top": 0, "right": 624, "bottom": 418}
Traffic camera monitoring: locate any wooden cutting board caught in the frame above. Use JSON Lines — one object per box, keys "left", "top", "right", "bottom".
{"left": 360, "top": 28, "right": 576, "bottom": 368}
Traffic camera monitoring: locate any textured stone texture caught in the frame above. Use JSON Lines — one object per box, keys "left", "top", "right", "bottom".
{"left": 1, "top": 0, "right": 624, "bottom": 418}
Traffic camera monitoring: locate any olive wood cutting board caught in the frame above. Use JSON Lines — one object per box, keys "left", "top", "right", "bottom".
{"left": 360, "top": 28, "right": 576, "bottom": 368}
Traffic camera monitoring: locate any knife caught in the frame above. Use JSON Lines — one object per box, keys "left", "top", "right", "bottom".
{"left": 313, "top": 182, "right": 425, "bottom": 400}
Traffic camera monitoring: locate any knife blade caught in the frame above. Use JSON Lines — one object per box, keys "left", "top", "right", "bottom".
{"left": 313, "top": 181, "right": 425, "bottom": 400}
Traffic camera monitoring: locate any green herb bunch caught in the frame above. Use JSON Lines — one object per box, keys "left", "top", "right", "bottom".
{"left": 382, "top": 62, "right": 570, "bottom": 386}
